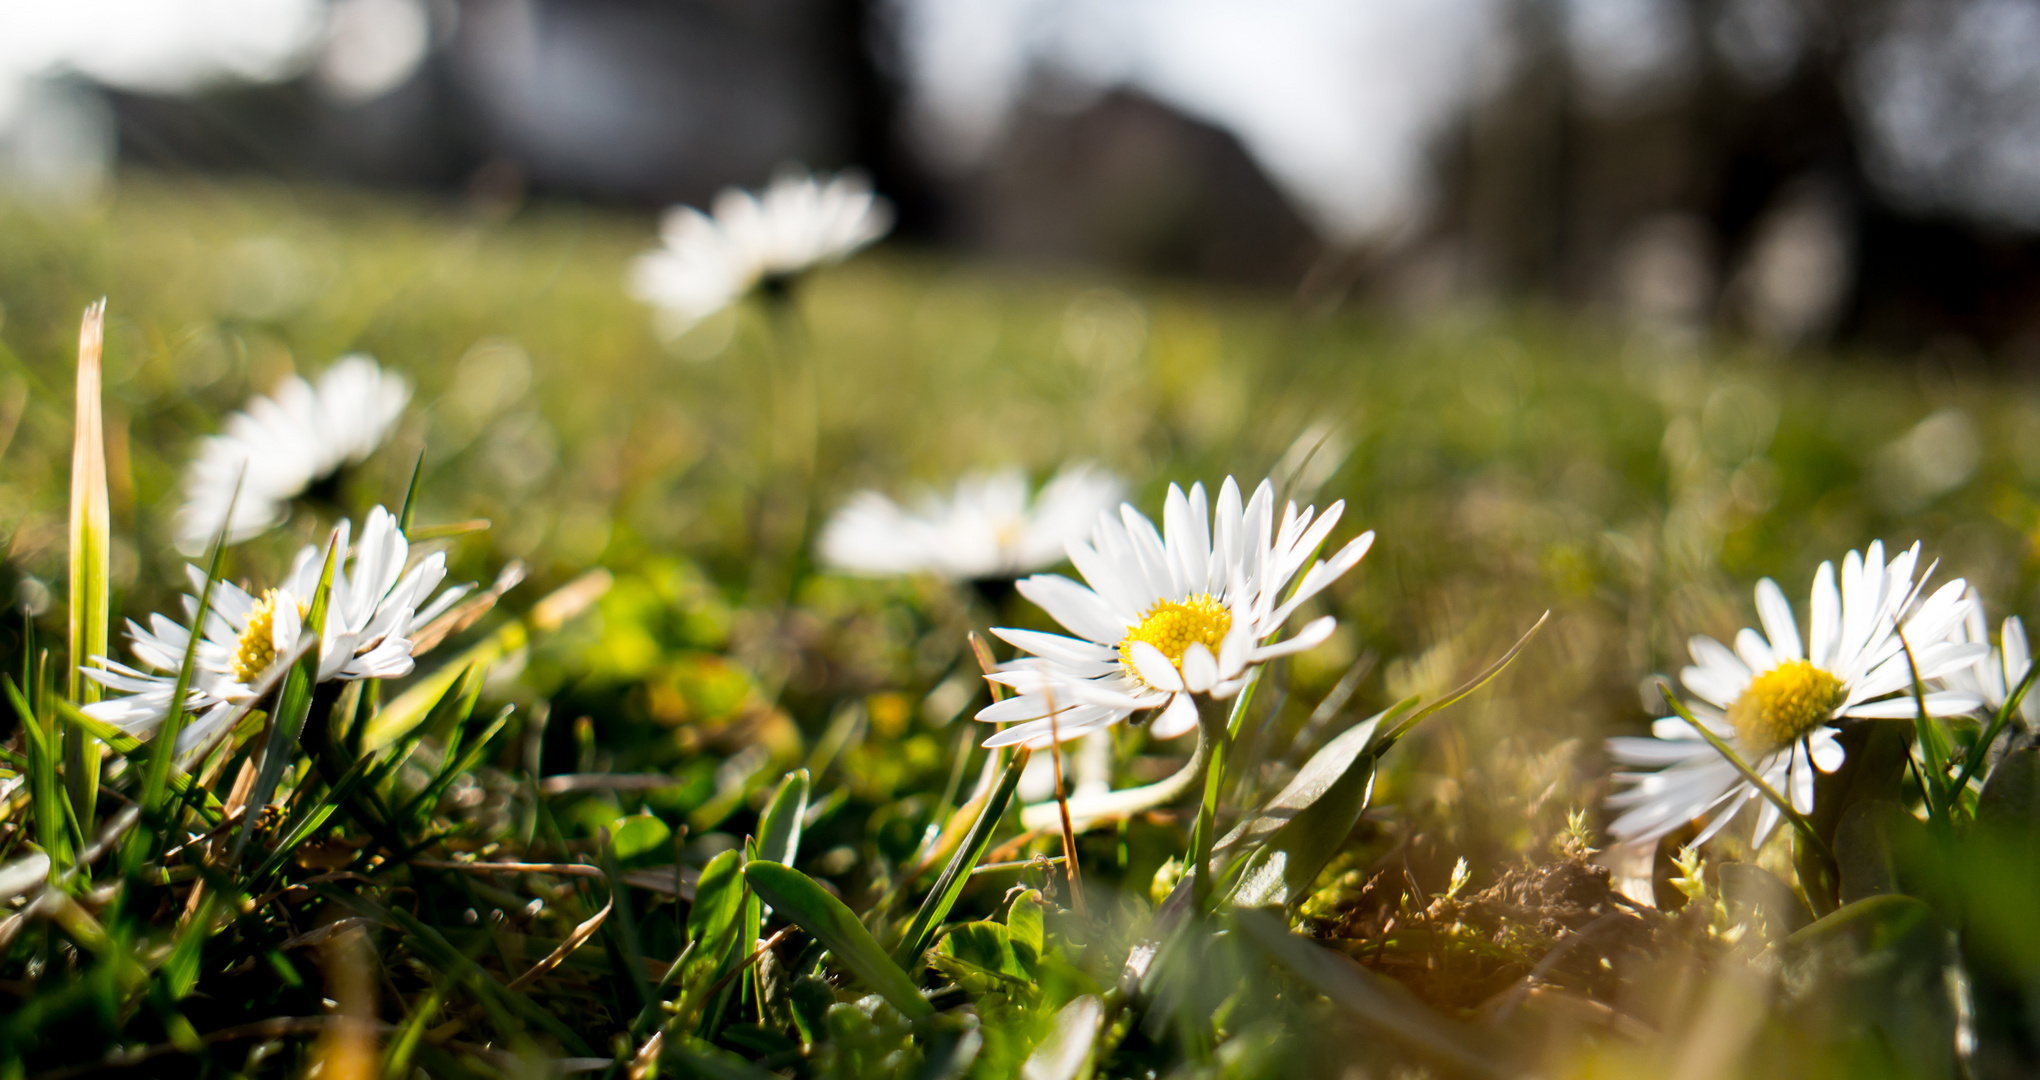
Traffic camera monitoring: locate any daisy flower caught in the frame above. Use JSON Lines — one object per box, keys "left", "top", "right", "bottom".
{"left": 84, "top": 506, "right": 469, "bottom": 755}
{"left": 629, "top": 166, "right": 893, "bottom": 335}
{"left": 975, "top": 477, "right": 1373, "bottom": 750}
{"left": 1606, "top": 541, "right": 1984, "bottom": 848}
{"left": 1945, "top": 601, "right": 2037, "bottom": 732}
{"left": 817, "top": 464, "right": 1124, "bottom": 582}
{"left": 175, "top": 356, "right": 410, "bottom": 554}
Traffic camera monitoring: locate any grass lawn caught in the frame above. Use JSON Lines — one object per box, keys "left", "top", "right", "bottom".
{"left": 0, "top": 176, "right": 2035, "bottom": 1077}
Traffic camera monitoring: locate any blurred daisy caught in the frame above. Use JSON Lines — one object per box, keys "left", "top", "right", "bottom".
{"left": 1946, "top": 601, "right": 2037, "bottom": 732}
{"left": 629, "top": 166, "right": 893, "bottom": 335}
{"left": 84, "top": 506, "right": 469, "bottom": 755}
{"left": 1606, "top": 541, "right": 1984, "bottom": 848}
{"left": 175, "top": 356, "right": 409, "bottom": 553}
{"left": 975, "top": 477, "right": 1373, "bottom": 750}
{"left": 817, "top": 464, "right": 1123, "bottom": 582}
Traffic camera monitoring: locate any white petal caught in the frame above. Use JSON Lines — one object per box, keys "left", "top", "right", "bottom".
{"left": 1125, "top": 641, "right": 1184, "bottom": 692}
{"left": 1754, "top": 578, "right": 1803, "bottom": 662}
{"left": 1150, "top": 692, "right": 1199, "bottom": 738}
{"left": 1180, "top": 642, "right": 1218, "bottom": 692}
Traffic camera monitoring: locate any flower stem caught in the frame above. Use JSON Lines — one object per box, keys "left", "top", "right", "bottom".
{"left": 1189, "top": 694, "right": 1236, "bottom": 912}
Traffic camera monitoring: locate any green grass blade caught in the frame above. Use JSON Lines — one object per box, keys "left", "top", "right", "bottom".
{"left": 743, "top": 860, "right": 933, "bottom": 1019}
{"left": 397, "top": 450, "right": 425, "bottom": 533}
{"left": 894, "top": 748, "right": 1029, "bottom": 970}
{"left": 359, "top": 570, "right": 611, "bottom": 752}
{"left": 50, "top": 696, "right": 225, "bottom": 821}
{"left": 6, "top": 675, "right": 70, "bottom": 865}
{"left": 65, "top": 300, "right": 110, "bottom": 832}
{"left": 138, "top": 499, "right": 235, "bottom": 830}
{"left": 230, "top": 533, "right": 339, "bottom": 865}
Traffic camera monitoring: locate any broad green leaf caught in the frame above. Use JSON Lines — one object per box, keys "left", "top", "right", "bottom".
{"left": 1234, "top": 908, "right": 1508, "bottom": 1077}
{"left": 1006, "top": 889, "right": 1044, "bottom": 968}
{"left": 689, "top": 849, "right": 747, "bottom": 957}
{"left": 66, "top": 300, "right": 110, "bottom": 826}
{"left": 895, "top": 747, "right": 1030, "bottom": 969}
{"left": 1214, "top": 705, "right": 1399, "bottom": 860}
{"left": 939, "top": 921, "right": 1024, "bottom": 980}
{"left": 1225, "top": 729, "right": 1380, "bottom": 909}
{"left": 610, "top": 813, "right": 673, "bottom": 861}
{"left": 743, "top": 860, "right": 933, "bottom": 1018}
{"left": 756, "top": 768, "right": 810, "bottom": 867}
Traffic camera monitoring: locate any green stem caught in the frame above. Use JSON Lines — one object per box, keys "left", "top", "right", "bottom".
{"left": 1189, "top": 695, "right": 1235, "bottom": 912}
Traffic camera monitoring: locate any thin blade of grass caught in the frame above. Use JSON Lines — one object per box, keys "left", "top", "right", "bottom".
{"left": 230, "top": 533, "right": 339, "bottom": 865}
{"left": 359, "top": 569, "right": 610, "bottom": 752}
{"left": 893, "top": 747, "right": 1030, "bottom": 970}
{"left": 6, "top": 674, "right": 70, "bottom": 865}
{"left": 65, "top": 299, "right": 110, "bottom": 832}
{"left": 1376, "top": 611, "right": 1549, "bottom": 749}
{"left": 138, "top": 494, "right": 236, "bottom": 831}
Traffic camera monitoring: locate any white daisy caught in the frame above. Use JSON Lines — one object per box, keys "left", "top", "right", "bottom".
{"left": 975, "top": 477, "right": 1373, "bottom": 750}
{"left": 1945, "top": 601, "right": 2036, "bottom": 731}
{"left": 629, "top": 166, "right": 893, "bottom": 335}
{"left": 817, "top": 464, "right": 1124, "bottom": 582}
{"left": 175, "top": 355, "right": 410, "bottom": 554}
{"left": 84, "top": 506, "right": 469, "bottom": 755}
{"left": 1606, "top": 541, "right": 1985, "bottom": 848}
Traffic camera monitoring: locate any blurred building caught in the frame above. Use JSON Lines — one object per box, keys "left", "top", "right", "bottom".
{"left": 10, "top": 0, "right": 2040, "bottom": 351}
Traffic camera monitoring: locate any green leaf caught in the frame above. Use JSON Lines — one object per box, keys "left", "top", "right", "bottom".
{"left": 938, "top": 921, "right": 1025, "bottom": 980}
{"left": 688, "top": 849, "right": 747, "bottom": 959}
{"left": 1214, "top": 706, "right": 1397, "bottom": 860}
{"left": 743, "top": 860, "right": 933, "bottom": 1019}
{"left": 608, "top": 813, "right": 673, "bottom": 861}
{"left": 895, "top": 747, "right": 1030, "bottom": 969}
{"left": 1006, "top": 890, "right": 1044, "bottom": 968}
{"left": 756, "top": 768, "right": 810, "bottom": 867}
{"left": 1224, "top": 717, "right": 1385, "bottom": 908}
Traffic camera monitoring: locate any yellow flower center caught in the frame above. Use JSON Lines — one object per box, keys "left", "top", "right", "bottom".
{"left": 1119, "top": 593, "right": 1233, "bottom": 687}
{"left": 229, "top": 589, "right": 294, "bottom": 684}
{"left": 1726, "top": 659, "right": 1843, "bottom": 756}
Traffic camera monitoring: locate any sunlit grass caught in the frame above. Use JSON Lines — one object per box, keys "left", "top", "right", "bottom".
{"left": 0, "top": 176, "right": 2037, "bottom": 1076}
